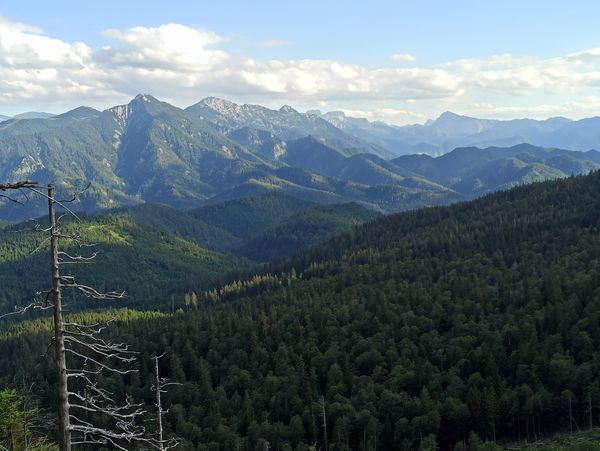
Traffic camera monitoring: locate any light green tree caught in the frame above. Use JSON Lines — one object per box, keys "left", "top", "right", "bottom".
{"left": 0, "top": 389, "right": 56, "bottom": 450}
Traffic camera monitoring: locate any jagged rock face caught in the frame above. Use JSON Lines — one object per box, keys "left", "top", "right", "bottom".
{"left": 185, "top": 97, "right": 389, "bottom": 156}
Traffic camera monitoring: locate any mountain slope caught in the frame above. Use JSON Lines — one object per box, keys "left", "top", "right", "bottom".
{"left": 189, "top": 191, "right": 314, "bottom": 240}
{"left": 190, "top": 192, "right": 380, "bottom": 261}
{"left": 2, "top": 171, "right": 600, "bottom": 449}
{"left": 111, "top": 94, "right": 270, "bottom": 206}
{"left": 0, "top": 193, "right": 382, "bottom": 311}
{"left": 0, "top": 95, "right": 275, "bottom": 219}
{"left": 238, "top": 202, "right": 380, "bottom": 262}
{"left": 0, "top": 210, "right": 243, "bottom": 310}
{"left": 199, "top": 170, "right": 600, "bottom": 449}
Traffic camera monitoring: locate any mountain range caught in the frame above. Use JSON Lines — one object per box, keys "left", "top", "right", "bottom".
{"left": 317, "top": 109, "right": 600, "bottom": 155}
{"left": 1, "top": 94, "right": 600, "bottom": 221}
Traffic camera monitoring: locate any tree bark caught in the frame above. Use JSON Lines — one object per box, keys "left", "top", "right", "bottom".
{"left": 49, "top": 185, "right": 71, "bottom": 451}
{"left": 321, "top": 396, "right": 328, "bottom": 451}
{"left": 155, "top": 356, "right": 164, "bottom": 451}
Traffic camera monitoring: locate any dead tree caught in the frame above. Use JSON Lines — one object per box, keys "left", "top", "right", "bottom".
{"left": 149, "top": 354, "right": 181, "bottom": 451}
{"left": 0, "top": 182, "right": 149, "bottom": 451}
{"left": 320, "top": 395, "right": 328, "bottom": 451}
{"left": 65, "top": 321, "right": 146, "bottom": 450}
{"left": 48, "top": 183, "right": 71, "bottom": 450}
{"left": 0, "top": 180, "right": 37, "bottom": 204}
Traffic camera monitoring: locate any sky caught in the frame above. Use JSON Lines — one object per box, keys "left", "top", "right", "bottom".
{"left": 1, "top": 0, "right": 600, "bottom": 124}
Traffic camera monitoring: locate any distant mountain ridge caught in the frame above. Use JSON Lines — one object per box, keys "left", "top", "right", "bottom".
{"left": 0, "top": 112, "right": 54, "bottom": 122}
{"left": 0, "top": 94, "right": 599, "bottom": 220}
{"left": 316, "top": 109, "right": 599, "bottom": 155}
{"left": 5, "top": 100, "right": 600, "bottom": 157}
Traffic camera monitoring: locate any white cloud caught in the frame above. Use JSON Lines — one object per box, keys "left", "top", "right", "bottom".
{"left": 0, "top": 15, "right": 99, "bottom": 108}
{"left": 99, "top": 24, "right": 228, "bottom": 70}
{"left": 390, "top": 53, "right": 416, "bottom": 63}
{"left": 1, "top": 15, "right": 600, "bottom": 124}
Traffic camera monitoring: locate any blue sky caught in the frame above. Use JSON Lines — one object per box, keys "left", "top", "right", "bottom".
{"left": 1, "top": 1, "right": 600, "bottom": 123}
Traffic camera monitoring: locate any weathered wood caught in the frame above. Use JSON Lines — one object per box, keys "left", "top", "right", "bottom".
{"left": 49, "top": 184, "right": 71, "bottom": 451}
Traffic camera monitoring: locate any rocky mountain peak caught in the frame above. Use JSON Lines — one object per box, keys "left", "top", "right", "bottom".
{"left": 279, "top": 105, "right": 298, "bottom": 114}
{"left": 198, "top": 97, "right": 242, "bottom": 115}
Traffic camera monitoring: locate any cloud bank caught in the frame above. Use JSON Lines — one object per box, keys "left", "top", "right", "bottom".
{"left": 1, "top": 16, "right": 600, "bottom": 124}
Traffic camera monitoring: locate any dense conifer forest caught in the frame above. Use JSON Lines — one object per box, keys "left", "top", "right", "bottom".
{"left": 0, "top": 194, "right": 378, "bottom": 312}
{"left": 1, "top": 171, "right": 600, "bottom": 449}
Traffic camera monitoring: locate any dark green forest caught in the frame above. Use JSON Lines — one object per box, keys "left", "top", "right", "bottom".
{"left": 1, "top": 171, "right": 600, "bottom": 449}
{"left": 0, "top": 193, "right": 377, "bottom": 312}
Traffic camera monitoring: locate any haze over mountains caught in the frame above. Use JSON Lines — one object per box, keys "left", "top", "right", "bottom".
{"left": 1, "top": 94, "right": 600, "bottom": 221}
{"left": 316, "top": 109, "right": 600, "bottom": 155}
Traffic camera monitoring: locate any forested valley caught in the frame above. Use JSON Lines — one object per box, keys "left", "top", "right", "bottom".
{"left": 1, "top": 171, "right": 600, "bottom": 449}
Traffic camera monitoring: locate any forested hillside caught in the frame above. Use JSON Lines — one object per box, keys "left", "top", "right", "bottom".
{"left": 1, "top": 171, "right": 599, "bottom": 449}
{"left": 0, "top": 192, "right": 378, "bottom": 310}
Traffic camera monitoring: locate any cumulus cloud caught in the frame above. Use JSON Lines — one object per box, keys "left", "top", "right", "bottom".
{"left": 99, "top": 24, "right": 227, "bottom": 70}
{"left": 1, "top": 15, "right": 600, "bottom": 124}
{"left": 0, "top": 15, "right": 99, "bottom": 108}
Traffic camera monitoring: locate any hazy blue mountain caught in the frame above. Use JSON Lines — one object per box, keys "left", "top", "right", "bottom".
{"left": 319, "top": 110, "right": 499, "bottom": 155}
{"left": 0, "top": 112, "right": 55, "bottom": 123}
{"left": 320, "top": 110, "right": 446, "bottom": 155}
{"left": 319, "top": 109, "right": 598, "bottom": 156}
{"left": 12, "top": 112, "right": 55, "bottom": 120}
{"left": 392, "top": 143, "right": 600, "bottom": 194}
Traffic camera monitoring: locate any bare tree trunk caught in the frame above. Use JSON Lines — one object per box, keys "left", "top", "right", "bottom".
{"left": 155, "top": 356, "right": 164, "bottom": 451}
{"left": 49, "top": 185, "right": 71, "bottom": 451}
{"left": 320, "top": 396, "right": 328, "bottom": 451}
